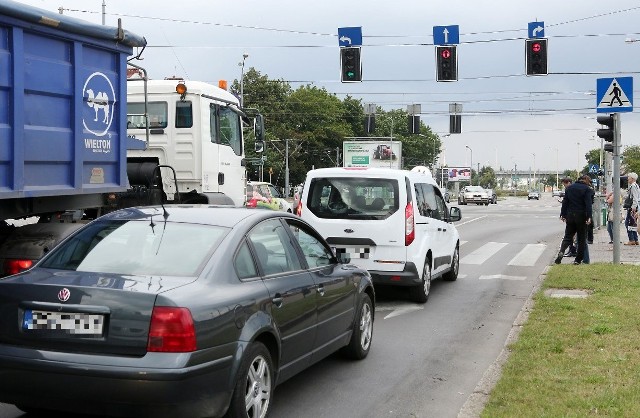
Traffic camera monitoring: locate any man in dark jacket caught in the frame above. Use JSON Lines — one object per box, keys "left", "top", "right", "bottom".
{"left": 554, "top": 175, "right": 593, "bottom": 265}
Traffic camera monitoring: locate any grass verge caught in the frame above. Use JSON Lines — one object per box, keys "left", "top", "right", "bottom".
{"left": 482, "top": 264, "right": 640, "bottom": 418}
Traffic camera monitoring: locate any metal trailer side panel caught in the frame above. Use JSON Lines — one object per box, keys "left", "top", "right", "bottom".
{"left": 0, "top": 6, "right": 139, "bottom": 205}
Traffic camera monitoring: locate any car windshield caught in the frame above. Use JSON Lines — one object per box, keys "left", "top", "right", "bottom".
{"left": 306, "top": 177, "right": 399, "bottom": 220}
{"left": 465, "top": 186, "right": 484, "bottom": 192}
{"left": 40, "top": 220, "right": 228, "bottom": 276}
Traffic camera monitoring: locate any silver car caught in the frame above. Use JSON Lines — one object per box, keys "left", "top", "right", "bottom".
{"left": 458, "top": 186, "right": 490, "bottom": 205}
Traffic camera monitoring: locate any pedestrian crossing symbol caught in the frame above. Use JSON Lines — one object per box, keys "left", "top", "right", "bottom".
{"left": 596, "top": 76, "right": 633, "bottom": 113}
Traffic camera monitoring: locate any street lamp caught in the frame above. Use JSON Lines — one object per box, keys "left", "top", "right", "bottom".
{"left": 465, "top": 145, "right": 473, "bottom": 185}
{"left": 239, "top": 53, "right": 249, "bottom": 107}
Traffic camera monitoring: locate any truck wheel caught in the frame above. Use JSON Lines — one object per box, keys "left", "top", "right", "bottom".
{"left": 228, "top": 342, "right": 274, "bottom": 418}
{"left": 410, "top": 259, "right": 431, "bottom": 303}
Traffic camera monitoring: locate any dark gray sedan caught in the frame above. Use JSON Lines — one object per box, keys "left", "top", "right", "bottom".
{"left": 0, "top": 206, "right": 375, "bottom": 418}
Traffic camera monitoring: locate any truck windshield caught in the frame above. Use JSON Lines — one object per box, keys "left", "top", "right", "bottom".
{"left": 210, "top": 105, "right": 242, "bottom": 156}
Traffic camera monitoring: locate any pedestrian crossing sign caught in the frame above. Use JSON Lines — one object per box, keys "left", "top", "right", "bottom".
{"left": 596, "top": 76, "right": 633, "bottom": 113}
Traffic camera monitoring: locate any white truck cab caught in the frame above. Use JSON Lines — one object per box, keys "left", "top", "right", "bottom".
{"left": 126, "top": 79, "right": 258, "bottom": 207}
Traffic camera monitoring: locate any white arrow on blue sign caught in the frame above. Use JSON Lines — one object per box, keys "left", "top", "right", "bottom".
{"left": 338, "top": 27, "right": 362, "bottom": 47}
{"left": 596, "top": 76, "right": 633, "bottom": 113}
{"left": 433, "top": 25, "right": 459, "bottom": 45}
{"left": 528, "top": 21, "right": 545, "bottom": 38}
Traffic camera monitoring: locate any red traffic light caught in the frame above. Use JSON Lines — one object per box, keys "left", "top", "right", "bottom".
{"left": 441, "top": 49, "right": 451, "bottom": 59}
{"left": 531, "top": 42, "right": 541, "bottom": 53}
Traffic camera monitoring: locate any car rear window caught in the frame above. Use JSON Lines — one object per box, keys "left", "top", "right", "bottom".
{"left": 40, "top": 220, "right": 228, "bottom": 276}
{"left": 306, "top": 177, "right": 399, "bottom": 220}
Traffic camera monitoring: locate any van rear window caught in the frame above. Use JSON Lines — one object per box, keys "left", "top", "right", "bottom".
{"left": 306, "top": 177, "right": 399, "bottom": 220}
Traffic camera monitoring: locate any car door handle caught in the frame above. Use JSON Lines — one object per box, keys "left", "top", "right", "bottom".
{"left": 316, "top": 285, "right": 325, "bottom": 297}
{"left": 272, "top": 295, "right": 283, "bottom": 308}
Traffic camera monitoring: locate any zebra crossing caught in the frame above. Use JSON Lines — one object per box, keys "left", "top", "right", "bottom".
{"left": 456, "top": 241, "right": 549, "bottom": 280}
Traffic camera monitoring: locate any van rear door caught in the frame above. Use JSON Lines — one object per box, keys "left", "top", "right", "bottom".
{"left": 302, "top": 176, "right": 406, "bottom": 272}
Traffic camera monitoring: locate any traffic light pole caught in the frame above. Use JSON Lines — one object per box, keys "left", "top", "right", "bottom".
{"left": 612, "top": 113, "right": 621, "bottom": 264}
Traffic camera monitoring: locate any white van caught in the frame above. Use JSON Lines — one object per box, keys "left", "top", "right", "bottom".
{"left": 299, "top": 167, "right": 461, "bottom": 303}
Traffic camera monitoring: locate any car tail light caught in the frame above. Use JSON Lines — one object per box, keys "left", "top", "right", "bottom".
{"left": 405, "top": 202, "right": 415, "bottom": 246}
{"left": 3, "top": 259, "right": 34, "bottom": 276}
{"left": 246, "top": 198, "right": 257, "bottom": 208}
{"left": 147, "top": 307, "right": 197, "bottom": 352}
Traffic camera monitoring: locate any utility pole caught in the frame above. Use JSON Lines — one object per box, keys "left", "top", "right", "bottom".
{"left": 102, "top": 0, "right": 106, "bottom": 25}
{"left": 285, "top": 138, "right": 290, "bottom": 197}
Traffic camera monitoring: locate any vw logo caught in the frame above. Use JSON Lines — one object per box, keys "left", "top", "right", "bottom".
{"left": 57, "top": 288, "right": 71, "bottom": 302}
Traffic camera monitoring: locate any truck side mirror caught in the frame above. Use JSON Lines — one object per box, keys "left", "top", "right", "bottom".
{"left": 254, "top": 114, "right": 265, "bottom": 153}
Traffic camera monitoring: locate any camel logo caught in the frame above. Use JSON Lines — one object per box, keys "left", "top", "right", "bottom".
{"left": 82, "top": 72, "right": 116, "bottom": 137}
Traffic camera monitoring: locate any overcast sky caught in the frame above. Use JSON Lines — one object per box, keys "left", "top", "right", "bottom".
{"left": 15, "top": 0, "right": 640, "bottom": 173}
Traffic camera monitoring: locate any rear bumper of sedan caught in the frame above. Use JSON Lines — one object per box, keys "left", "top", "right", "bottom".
{"left": 0, "top": 345, "right": 237, "bottom": 418}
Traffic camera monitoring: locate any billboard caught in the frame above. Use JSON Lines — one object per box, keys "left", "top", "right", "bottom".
{"left": 447, "top": 167, "right": 471, "bottom": 182}
{"left": 343, "top": 141, "right": 402, "bottom": 169}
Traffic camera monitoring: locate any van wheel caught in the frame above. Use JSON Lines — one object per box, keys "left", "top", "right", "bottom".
{"left": 410, "top": 259, "right": 431, "bottom": 303}
{"left": 443, "top": 246, "right": 459, "bottom": 282}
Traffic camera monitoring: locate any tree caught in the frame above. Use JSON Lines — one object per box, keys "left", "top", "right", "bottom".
{"left": 477, "top": 166, "right": 497, "bottom": 189}
{"left": 622, "top": 145, "right": 640, "bottom": 175}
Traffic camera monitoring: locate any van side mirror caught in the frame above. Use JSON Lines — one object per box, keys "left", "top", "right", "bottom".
{"left": 449, "top": 206, "right": 462, "bottom": 222}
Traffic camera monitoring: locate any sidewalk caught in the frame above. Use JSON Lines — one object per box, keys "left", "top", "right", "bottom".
{"left": 579, "top": 222, "right": 640, "bottom": 265}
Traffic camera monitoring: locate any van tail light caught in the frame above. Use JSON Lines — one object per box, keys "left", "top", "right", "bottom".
{"left": 3, "top": 259, "right": 34, "bottom": 276}
{"left": 405, "top": 202, "right": 415, "bottom": 246}
{"left": 246, "top": 198, "right": 257, "bottom": 208}
{"left": 295, "top": 202, "right": 302, "bottom": 216}
{"left": 147, "top": 307, "right": 197, "bottom": 352}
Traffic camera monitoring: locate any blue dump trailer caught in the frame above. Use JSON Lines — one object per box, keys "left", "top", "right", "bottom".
{"left": 0, "top": 0, "right": 146, "bottom": 220}
{"left": 0, "top": 0, "right": 146, "bottom": 275}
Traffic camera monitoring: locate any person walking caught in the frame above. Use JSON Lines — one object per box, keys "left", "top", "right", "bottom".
{"left": 623, "top": 172, "right": 640, "bottom": 245}
{"left": 555, "top": 175, "right": 593, "bottom": 265}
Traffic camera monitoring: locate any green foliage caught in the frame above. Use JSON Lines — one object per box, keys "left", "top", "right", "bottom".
{"left": 622, "top": 145, "right": 640, "bottom": 175}
{"left": 477, "top": 166, "right": 497, "bottom": 188}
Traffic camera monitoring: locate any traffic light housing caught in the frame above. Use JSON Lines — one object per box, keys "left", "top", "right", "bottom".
{"left": 365, "top": 114, "right": 375, "bottom": 134}
{"left": 340, "top": 47, "right": 362, "bottom": 82}
{"left": 525, "top": 38, "right": 548, "bottom": 76}
{"left": 597, "top": 114, "right": 614, "bottom": 142}
{"left": 408, "top": 115, "right": 420, "bottom": 134}
{"left": 436, "top": 45, "right": 457, "bottom": 82}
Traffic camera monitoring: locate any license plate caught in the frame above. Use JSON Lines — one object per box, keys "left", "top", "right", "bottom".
{"left": 23, "top": 309, "right": 104, "bottom": 335}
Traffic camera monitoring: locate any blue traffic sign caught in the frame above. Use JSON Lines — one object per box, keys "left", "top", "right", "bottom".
{"left": 433, "top": 25, "right": 459, "bottom": 45}
{"left": 589, "top": 164, "right": 599, "bottom": 174}
{"left": 596, "top": 76, "right": 633, "bottom": 113}
{"left": 338, "top": 27, "right": 362, "bottom": 47}
{"left": 528, "top": 21, "right": 545, "bottom": 38}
